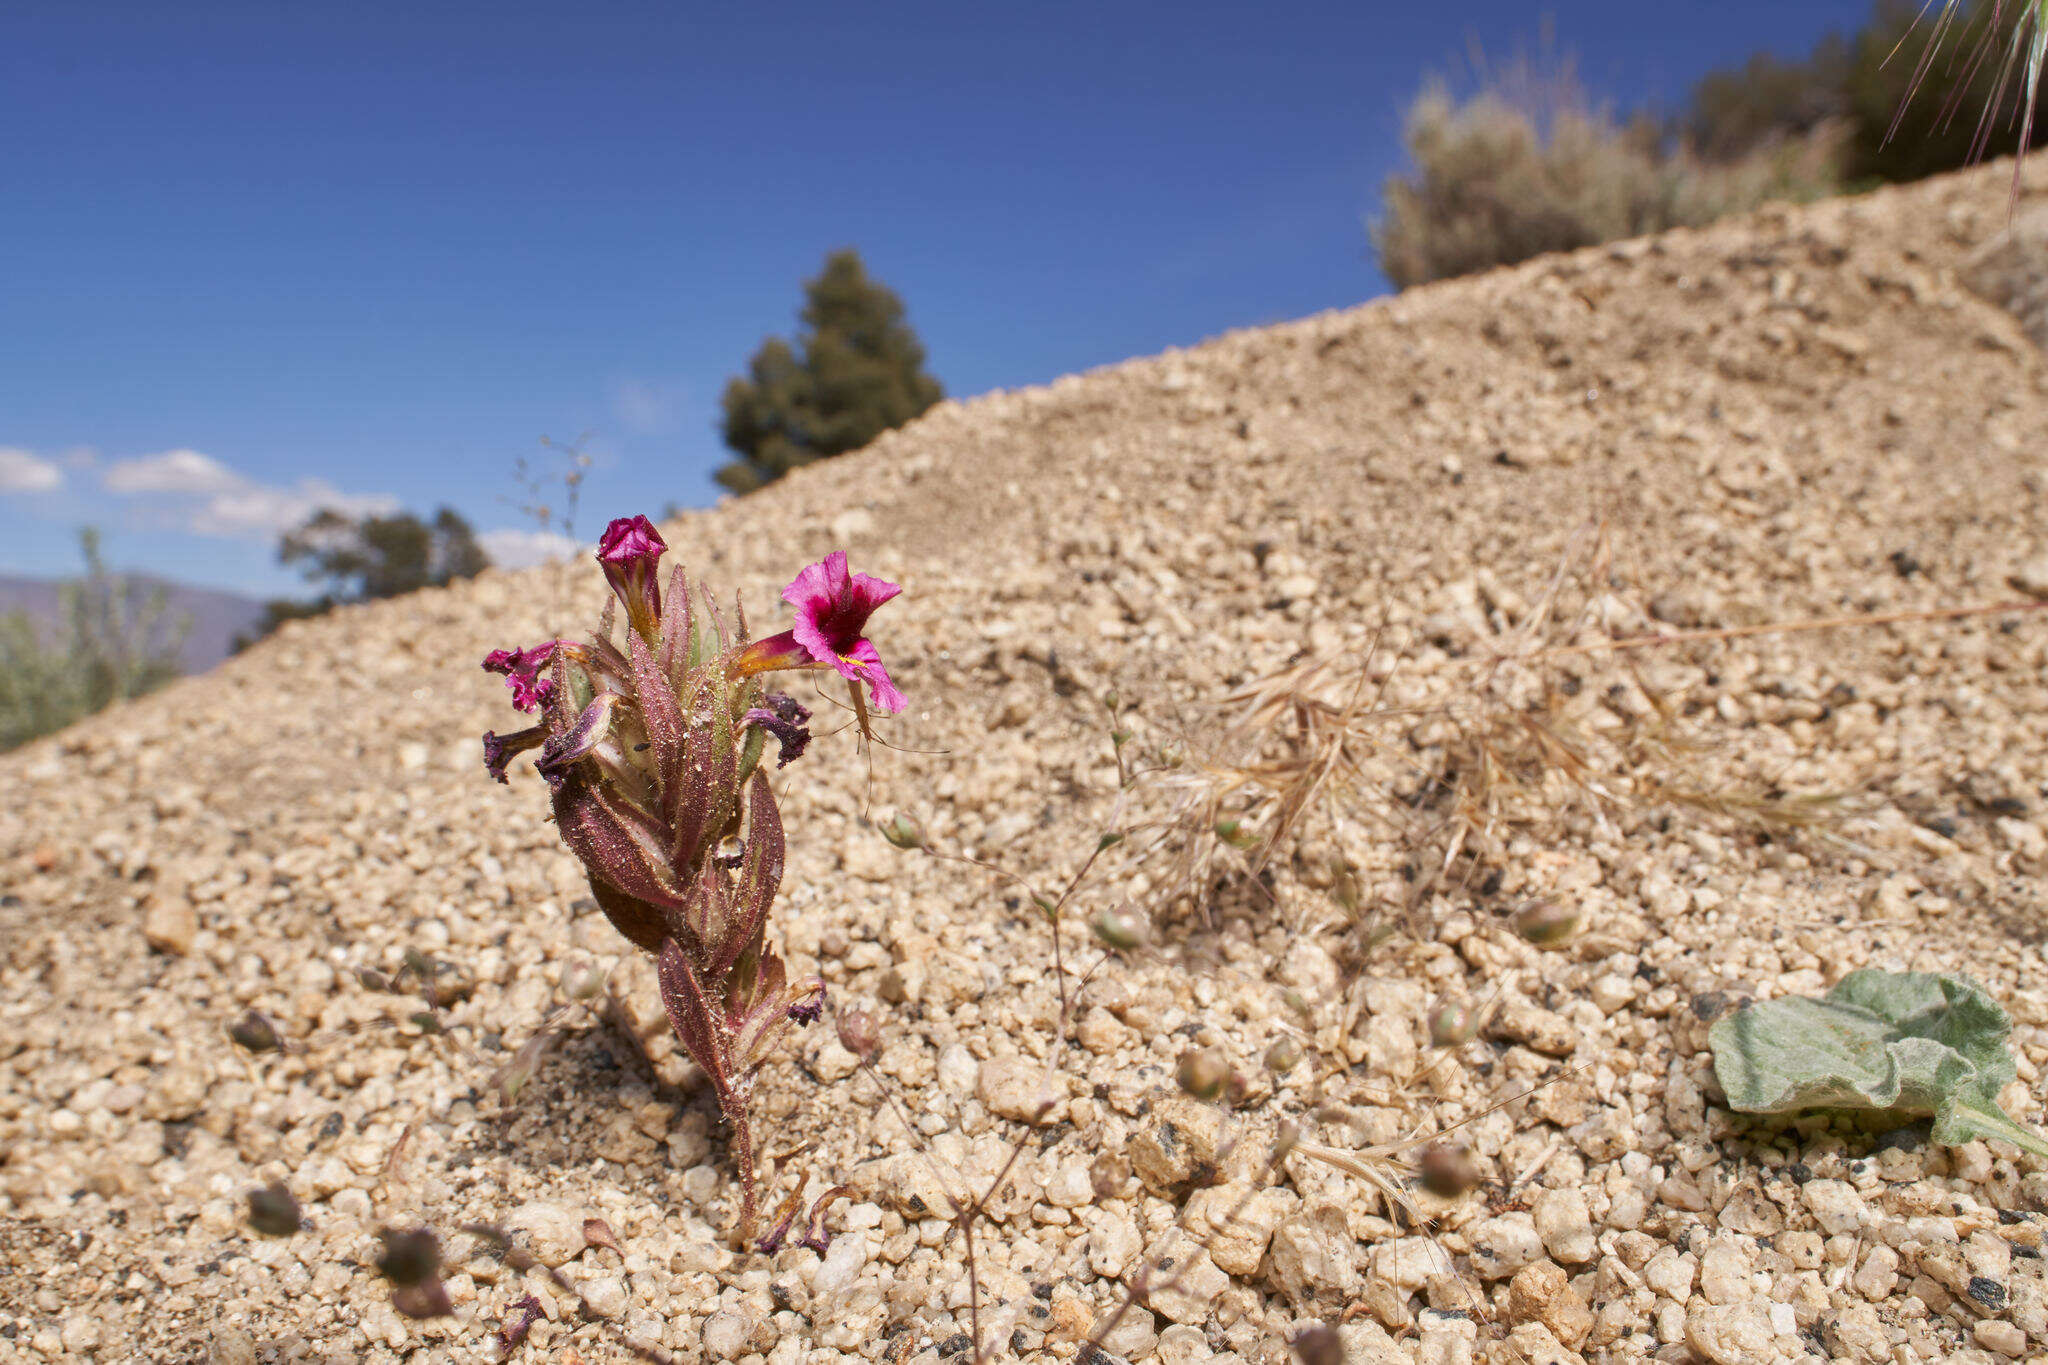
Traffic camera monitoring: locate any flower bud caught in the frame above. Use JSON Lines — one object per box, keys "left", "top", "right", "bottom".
{"left": 836, "top": 1008, "right": 880, "bottom": 1061}
{"left": 1089, "top": 905, "right": 1147, "bottom": 951}
{"left": 1263, "top": 1036, "right": 1303, "bottom": 1074}
{"left": 1513, "top": 896, "right": 1583, "bottom": 946}
{"left": 1417, "top": 1142, "right": 1479, "bottom": 1197}
{"left": 596, "top": 515, "right": 665, "bottom": 638}
{"left": 1176, "top": 1046, "right": 1230, "bottom": 1101}
{"left": 1427, "top": 996, "right": 1480, "bottom": 1048}
{"left": 879, "top": 812, "right": 924, "bottom": 850}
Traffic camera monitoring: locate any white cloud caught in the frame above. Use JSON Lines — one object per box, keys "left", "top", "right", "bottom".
{"left": 103, "top": 448, "right": 247, "bottom": 495}
{"left": 479, "top": 527, "right": 582, "bottom": 569}
{"left": 609, "top": 379, "right": 685, "bottom": 436}
{"left": 100, "top": 448, "right": 401, "bottom": 541}
{"left": 0, "top": 448, "right": 63, "bottom": 493}
{"left": 187, "top": 478, "right": 400, "bottom": 539}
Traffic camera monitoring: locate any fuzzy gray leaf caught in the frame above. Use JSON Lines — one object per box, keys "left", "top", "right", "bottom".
{"left": 1708, "top": 969, "right": 2048, "bottom": 1157}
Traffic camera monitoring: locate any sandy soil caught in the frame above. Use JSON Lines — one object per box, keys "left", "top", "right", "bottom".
{"left": 5, "top": 161, "right": 2048, "bottom": 1365}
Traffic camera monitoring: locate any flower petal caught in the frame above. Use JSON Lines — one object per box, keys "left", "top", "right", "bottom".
{"left": 780, "top": 551, "right": 849, "bottom": 618}
{"left": 837, "top": 637, "right": 906, "bottom": 714}
{"left": 846, "top": 570, "right": 902, "bottom": 618}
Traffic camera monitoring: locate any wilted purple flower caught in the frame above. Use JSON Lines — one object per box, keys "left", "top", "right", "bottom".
{"left": 482, "top": 642, "right": 564, "bottom": 713}
{"left": 482, "top": 725, "right": 546, "bottom": 784}
{"left": 740, "top": 552, "right": 905, "bottom": 714}
{"left": 744, "top": 692, "right": 812, "bottom": 768}
{"left": 597, "top": 514, "right": 666, "bottom": 637}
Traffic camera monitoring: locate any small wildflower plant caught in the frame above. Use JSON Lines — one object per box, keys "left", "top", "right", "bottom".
{"left": 482, "top": 516, "right": 904, "bottom": 1230}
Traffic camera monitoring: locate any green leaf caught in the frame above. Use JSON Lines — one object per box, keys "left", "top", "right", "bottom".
{"left": 1708, "top": 969, "right": 2048, "bottom": 1159}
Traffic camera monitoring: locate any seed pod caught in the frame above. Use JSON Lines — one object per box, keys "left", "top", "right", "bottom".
{"left": 1263, "top": 1036, "right": 1303, "bottom": 1074}
{"left": 1427, "top": 997, "right": 1480, "bottom": 1048}
{"left": 1270, "top": 1119, "right": 1302, "bottom": 1164}
{"left": 1330, "top": 862, "right": 1363, "bottom": 914}
{"left": 1089, "top": 1153, "right": 1124, "bottom": 1201}
{"left": 1089, "top": 905, "right": 1147, "bottom": 951}
{"left": 355, "top": 966, "right": 393, "bottom": 993}
{"left": 375, "top": 1227, "right": 441, "bottom": 1288}
{"left": 1176, "top": 1046, "right": 1230, "bottom": 1101}
{"left": 246, "top": 1181, "right": 302, "bottom": 1237}
{"left": 1513, "top": 897, "right": 1583, "bottom": 946}
{"left": 836, "top": 1008, "right": 880, "bottom": 1061}
{"left": 1417, "top": 1142, "right": 1479, "bottom": 1197}
{"left": 228, "top": 1010, "right": 281, "bottom": 1054}
{"left": 561, "top": 961, "right": 607, "bottom": 1001}
{"left": 879, "top": 812, "right": 924, "bottom": 850}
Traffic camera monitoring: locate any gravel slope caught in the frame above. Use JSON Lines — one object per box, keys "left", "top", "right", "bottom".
{"left": 5, "top": 161, "right": 2048, "bottom": 1365}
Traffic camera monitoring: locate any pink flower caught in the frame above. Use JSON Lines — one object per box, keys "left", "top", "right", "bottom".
{"left": 482, "top": 641, "right": 563, "bottom": 712}
{"left": 597, "top": 515, "right": 666, "bottom": 634}
{"left": 743, "top": 552, "right": 904, "bottom": 713}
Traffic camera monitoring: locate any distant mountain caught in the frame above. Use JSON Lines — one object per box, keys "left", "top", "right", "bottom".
{"left": 0, "top": 573, "right": 268, "bottom": 675}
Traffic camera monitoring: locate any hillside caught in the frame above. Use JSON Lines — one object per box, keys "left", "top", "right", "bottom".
{"left": 5, "top": 161, "right": 2048, "bottom": 1364}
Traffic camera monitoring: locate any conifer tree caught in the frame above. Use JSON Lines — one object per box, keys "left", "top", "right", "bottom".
{"left": 717, "top": 250, "right": 943, "bottom": 493}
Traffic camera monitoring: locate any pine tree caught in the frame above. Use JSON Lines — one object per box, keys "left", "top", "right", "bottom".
{"left": 717, "top": 250, "right": 943, "bottom": 493}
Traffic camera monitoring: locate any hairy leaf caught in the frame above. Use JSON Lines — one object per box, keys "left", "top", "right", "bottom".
{"left": 1709, "top": 968, "right": 2048, "bottom": 1157}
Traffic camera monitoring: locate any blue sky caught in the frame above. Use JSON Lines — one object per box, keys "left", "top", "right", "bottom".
{"left": 1, "top": 0, "right": 1872, "bottom": 596}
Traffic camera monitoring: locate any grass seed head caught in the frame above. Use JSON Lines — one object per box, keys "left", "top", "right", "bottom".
{"left": 1089, "top": 905, "right": 1148, "bottom": 950}
{"left": 1263, "top": 1036, "right": 1303, "bottom": 1074}
{"left": 1512, "top": 896, "right": 1583, "bottom": 946}
{"left": 1176, "top": 1046, "right": 1231, "bottom": 1101}
{"left": 1428, "top": 996, "right": 1481, "bottom": 1048}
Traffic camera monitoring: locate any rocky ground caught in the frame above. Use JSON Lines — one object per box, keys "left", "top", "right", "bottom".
{"left": 7, "top": 161, "right": 2048, "bottom": 1365}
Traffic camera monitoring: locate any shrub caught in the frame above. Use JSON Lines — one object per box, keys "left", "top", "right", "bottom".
{"left": 1688, "top": 1, "right": 2047, "bottom": 188}
{"left": 1842, "top": 0, "right": 2048, "bottom": 184}
{"left": 1373, "top": 78, "right": 1846, "bottom": 289}
{"left": 0, "top": 529, "right": 188, "bottom": 750}
{"left": 235, "top": 506, "right": 491, "bottom": 650}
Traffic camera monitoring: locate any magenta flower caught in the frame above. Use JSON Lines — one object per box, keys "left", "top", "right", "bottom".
{"left": 597, "top": 514, "right": 666, "bottom": 635}
{"left": 482, "top": 641, "right": 563, "bottom": 712}
{"left": 740, "top": 552, "right": 905, "bottom": 713}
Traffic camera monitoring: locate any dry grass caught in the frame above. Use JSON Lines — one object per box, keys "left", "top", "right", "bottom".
{"left": 1136, "top": 523, "right": 1877, "bottom": 933}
